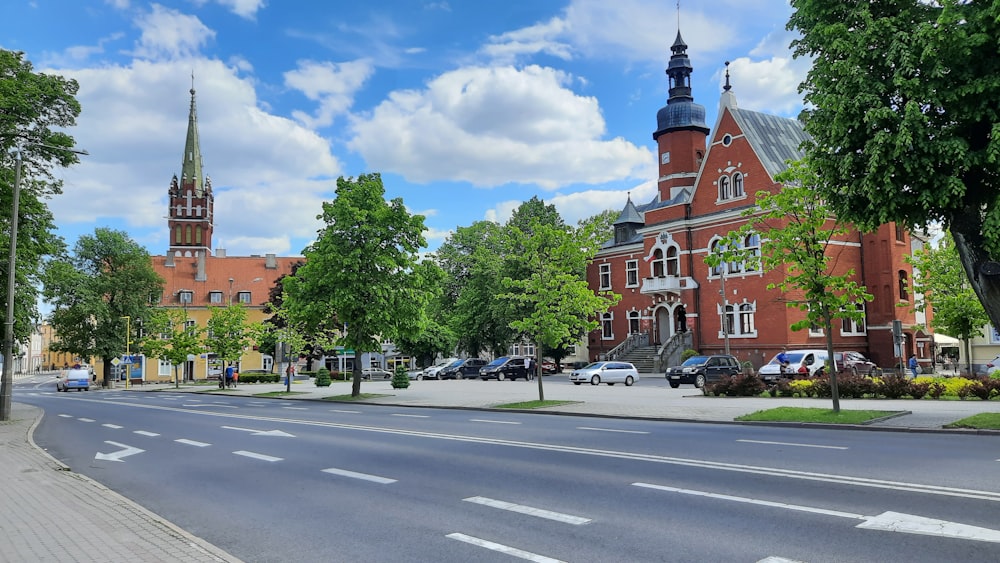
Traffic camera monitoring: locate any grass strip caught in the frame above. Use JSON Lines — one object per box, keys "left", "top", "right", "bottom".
{"left": 944, "top": 413, "right": 1000, "bottom": 430}
{"left": 494, "top": 400, "right": 579, "bottom": 409}
{"left": 319, "top": 393, "right": 391, "bottom": 401}
{"left": 736, "top": 406, "right": 899, "bottom": 424}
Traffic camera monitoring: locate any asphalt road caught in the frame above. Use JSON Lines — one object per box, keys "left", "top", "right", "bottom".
{"left": 15, "top": 381, "right": 1000, "bottom": 563}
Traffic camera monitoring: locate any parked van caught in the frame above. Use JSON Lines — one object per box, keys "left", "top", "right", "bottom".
{"left": 758, "top": 349, "right": 829, "bottom": 382}
{"left": 57, "top": 367, "right": 91, "bottom": 392}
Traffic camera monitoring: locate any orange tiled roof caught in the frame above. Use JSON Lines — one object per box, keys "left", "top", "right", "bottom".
{"left": 151, "top": 253, "right": 302, "bottom": 307}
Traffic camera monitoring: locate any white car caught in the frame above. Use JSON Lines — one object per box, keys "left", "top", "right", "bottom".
{"left": 758, "top": 349, "right": 829, "bottom": 382}
{"left": 422, "top": 358, "right": 458, "bottom": 380}
{"left": 568, "top": 361, "right": 639, "bottom": 386}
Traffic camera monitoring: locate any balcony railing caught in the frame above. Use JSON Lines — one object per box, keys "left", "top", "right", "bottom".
{"left": 640, "top": 275, "right": 696, "bottom": 295}
{"left": 606, "top": 332, "right": 649, "bottom": 361}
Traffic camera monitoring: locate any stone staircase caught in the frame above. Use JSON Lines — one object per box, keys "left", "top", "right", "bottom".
{"left": 619, "top": 345, "right": 658, "bottom": 374}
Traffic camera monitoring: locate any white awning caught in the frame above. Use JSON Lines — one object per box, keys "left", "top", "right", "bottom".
{"left": 933, "top": 333, "right": 961, "bottom": 346}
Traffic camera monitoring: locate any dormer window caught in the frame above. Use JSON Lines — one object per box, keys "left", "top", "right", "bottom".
{"left": 209, "top": 291, "right": 223, "bottom": 304}
{"left": 178, "top": 290, "right": 193, "bottom": 304}
{"left": 237, "top": 291, "right": 252, "bottom": 304}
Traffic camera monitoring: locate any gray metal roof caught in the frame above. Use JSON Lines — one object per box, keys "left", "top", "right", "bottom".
{"left": 730, "top": 108, "right": 809, "bottom": 179}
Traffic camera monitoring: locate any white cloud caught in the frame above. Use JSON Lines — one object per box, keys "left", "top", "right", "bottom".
{"left": 480, "top": 17, "right": 573, "bottom": 64}
{"left": 131, "top": 4, "right": 216, "bottom": 60}
{"left": 215, "top": 0, "right": 266, "bottom": 20}
{"left": 349, "top": 64, "right": 653, "bottom": 189}
{"left": 284, "top": 59, "right": 375, "bottom": 128}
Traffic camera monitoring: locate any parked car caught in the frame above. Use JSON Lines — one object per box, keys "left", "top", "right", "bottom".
{"left": 422, "top": 358, "right": 459, "bottom": 380}
{"left": 665, "top": 354, "right": 740, "bottom": 388}
{"left": 834, "top": 351, "right": 877, "bottom": 376}
{"left": 406, "top": 369, "right": 425, "bottom": 380}
{"left": 361, "top": 367, "right": 392, "bottom": 380}
{"left": 479, "top": 356, "right": 530, "bottom": 381}
{"left": 568, "top": 361, "right": 639, "bottom": 386}
{"left": 758, "top": 349, "right": 829, "bottom": 382}
{"left": 56, "top": 367, "right": 91, "bottom": 392}
{"left": 984, "top": 354, "right": 1000, "bottom": 375}
{"left": 540, "top": 360, "right": 560, "bottom": 374}
{"left": 438, "top": 358, "right": 488, "bottom": 380}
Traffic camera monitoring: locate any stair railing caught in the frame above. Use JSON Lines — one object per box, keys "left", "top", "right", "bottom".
{"left": 654, "top": 331, "right": 693, "bottom": 372}
{"left": 605, "top": 332, "right": 649, "bottom": 361}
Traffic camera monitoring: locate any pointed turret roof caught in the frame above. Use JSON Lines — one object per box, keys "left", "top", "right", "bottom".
{"left": 653, "top": 30, "right": 709, "bottom": 141}
{"left": 181, "top": 81, "right": 206, "bottom": 196}
{"left": 614, "top": 194, "right": 644, "bottom": 225}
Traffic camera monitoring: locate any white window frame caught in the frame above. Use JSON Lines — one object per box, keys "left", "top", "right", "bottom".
{"left": 158, "top": 359, "right": 172, "bottom": 376}
{"left": 178, "top": 290, "right": 193, "bottom": 304}
{"left": 717, "top": 300, "right": 758, "bottom": 339}
{"left": 625, "top": 260, "right": 639, "bottom": 287}
{"left": 599, "top": 263, "right": 612, "bottom": 290}
{"left": 841, "top": 303, "right": 867, "bottom": 336}
{"left": 209, "top": 291, "right": 223, "bottom": 304}
{"left": 732, "top": 172, "right": 744, "bottom": 198}
{"left": 628, "top": 310, "right": 640, "bottom": 334}
{"left": 601, "top": 312, "right": 614, "bottom": 340}
{"left": 237, "top": 291, "right": 252, "bottom": 304}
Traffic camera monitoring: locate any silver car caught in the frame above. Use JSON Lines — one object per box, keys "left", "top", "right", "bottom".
{"left": 568, "top": 361, "right": 639, "bottom": 386}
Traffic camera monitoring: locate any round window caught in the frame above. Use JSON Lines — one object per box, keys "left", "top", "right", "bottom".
{"left": 722, "top": 134, "right": 733, "bottom": 146}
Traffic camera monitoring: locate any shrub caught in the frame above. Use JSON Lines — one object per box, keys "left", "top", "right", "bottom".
{"left": 680, "top": 349, "right": 700, "bottom": 362}
{"left": 877, "top": 374, "right": 910, "bottom": 399}
{"left": 928, "top": 382, "right": 946, "bottom": 400}
{"left": 774, "top": 380, "right": 795, "bottom": 397}
{"left": 741, "top": 361, "right": 755, "bottom": 376}
{"left": 835, "top": 373, "right": 876, "bottom": 399}
{"left": 315, "top": 368, "right": 331, "bottom": 387}
{"left": 968, "top": 381, "right": 991, "bottom": 401}
{"left": 707, "top": 373, "right": 765, "bottom": 397}
{"left": 908, "top": 381, "right": 931, "bottom": 400}
{"left": 391, "top": 366, "right": 410, "bottom": 389}
{"left": 789, "top": 378, "right": 814, "bottom": 397}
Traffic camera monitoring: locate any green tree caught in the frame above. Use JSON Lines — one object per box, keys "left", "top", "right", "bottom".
{"left": 706, "top": 160, "right": 872, "bottom": 412}
{"left": 787, "top": 1, "right": 1000, "bottom": 334}
{"left": 283, "top": 173, "right": 428, "bottom": 397}
{"left": 393, "top": 260, "right": 455, "bottom": 366}
{"left": 43, "top": 228, "right": 164, "bottom": 387}
{"left": 436, "top": 220, "right": 514, "bottom": 356}
{"left": 1, "top": 50, "right": 82, "bottom": 409}
{"left": 205, "top": 304, "right": 263, "bottom": 377}
{"left": 503, "top": 218, "right": 620, "bottom": 401}
{"left": 139, "top": 308, "right": 204, "bottom": 389}
{"left": 906, "top": 234, "right": 990, "bottom": 375}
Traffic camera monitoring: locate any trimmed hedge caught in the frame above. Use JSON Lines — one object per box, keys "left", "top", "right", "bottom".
{"left": 731, "top": 373, "right": 1000, "bottom": 400}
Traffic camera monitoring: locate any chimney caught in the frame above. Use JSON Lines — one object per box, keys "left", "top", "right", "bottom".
{"left": 196, "top": 251, "right": 207, "bottom": 282}
{"left": 216, "top": 248, "right": 227, "bottom": 258}
{"left": 165, "top": 250, "right": 175, "bottom": 267}
{"left": 265, "top": 253, "right": 277, "bottom": 269}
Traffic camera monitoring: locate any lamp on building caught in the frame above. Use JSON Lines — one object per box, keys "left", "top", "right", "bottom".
{"left": 2, "top": 144, "right": 88, "bottom": 421}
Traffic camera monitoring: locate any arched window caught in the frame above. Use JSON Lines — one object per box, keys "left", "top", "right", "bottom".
{"left": 185, "top": 225, "right": 192, "bottom": 244}
{"left": 898, "top": 270, "right": 909, "bottom": 301}
{"left": 651, "top": 248, "right": 664, "bottom": 277}
{"left": 174, "top": 225, "right": 182, "bottom": 244}
{"left": 601, "top": 312, "right": 614, "bottom": 340}
{"left": 195, "top": 226, "right": 202, "bottom": 245}
{"left": 739, "top": 303, "right": 755, "bottom": 334}
{"left": 722, "top": 304, "right": 736, "bottom": 335}
{"left": 732, "top": 172, "right": 744, "bottom": 197}
{"left": 709, "top": 240, "right": 722, "bottom": 277}
{"left": 666, "top": 246, "right": 680, "bottom": 276}
{"left": 718, "top": 176, "right": 731, "bottom": 200}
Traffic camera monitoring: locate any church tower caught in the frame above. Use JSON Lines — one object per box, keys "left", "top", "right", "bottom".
{"left": 652, "top": 30, "right": 710, "bottom": 202}
{"left": 167, "top": 81, "right": 214, "bottom": 257}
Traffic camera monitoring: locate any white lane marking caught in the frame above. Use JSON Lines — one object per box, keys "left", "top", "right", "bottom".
{"left": 102, "top": 424, "right": 123, "bottom": 429}
{"left": 737, "top": 439, "right": 847, "bottom": 450}
{"left": 577, "top": 426, "right": 649, "bottom": 435}
{"left": 321, "top": 467, "right": 396, "bottom": 484}
{"left": 234, "top": 450, "right": 282, "bottom": 462}
{"left": 176, "top": 439, "right": 210, "bottom": 447}
{"left": 221, "top": 425, "right": 295, "bottom": 437}
{"left": 392, "top": 413, "right": 429, "bottom": 418}
{"left": 634, "top": 483, "right": 1000, "bottom": 544}
{"left": 95, "top": 441, "right": 145, "bottom": 462}
{"left": 470, "top": 419, "right": 521, "bottom": 425}
{"left": 58, "top": 414, "right": 73, "bottom": 418}
{"left": 57, "top": 396, "right": 1000, "bottom": 503}
{"left": 134, "top": 430, "right": 159, "bottom": 437}
{"left": 446, "top": 533, "right": 564, "bottom": 563}
{"left": 282, "top": 406, "right": 308, "bottom": 410}
{"left": 248, "top": 402, "right": 269, "bottom": 405}
{"left": 78, "top": 418, "right": 95, "bottom": 422}
{"left": 463, "top": 496, "right": 590, "bottom": 525}
{"left": 330, "top": 409, "right": 360, "bottom": 413}
{"left": 634, "top": 482, "right": 864, "bottom": 519}
{"left": 758, "top": 558, "right": 807, "bottom": 563}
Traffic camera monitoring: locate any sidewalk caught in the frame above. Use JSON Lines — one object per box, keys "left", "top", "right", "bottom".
{"left": 4, "top": 375, "right": 999, "bottom": 562}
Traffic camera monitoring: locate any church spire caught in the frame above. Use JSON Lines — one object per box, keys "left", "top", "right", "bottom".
{"left": 181, "top": 75, "right": 206, "bottom": 197}
{"left": 653, "top": 27, "right": 709, "bottom": 141}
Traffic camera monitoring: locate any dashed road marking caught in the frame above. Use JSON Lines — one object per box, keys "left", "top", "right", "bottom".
{"left": 577, "top": 426, "right": 648, "bottom": 434}
{"left": 176, "top": 439, "right": 210, "bottom": 447}
{"left": 282, "top": 406, "right": 308, "bottom": 410}
{"left": 234, "top": 450, "right": 282, "bottom": 462}
{"left": 330, "top": 409, "right": 360, "bottom": 413}
{"left": 321, "top": 467, "right": 396, "bottom": 484}
{"left": 392, "top": 413, "right": 429, "bottom": 418}
{"left": 446, "top": 533, "right": 564, "bottom": 563}
{"left": 58, "top": 414, "right": 73, "bottom": 418}
{"left": 470, "top": 419, "right": 521, "bottom": 425}
{"left": 737, "top": 439, "right": 847, "bottom": 450}
{"left": 78, "top": 418, "right": 95, "bottom": 422}
{"left": 102, "top": 424, "right": 123, "bottom": 429}
{"left": 134, "top": 430, "right": 159, "bottom": 437}
{"left": 463, "top": 496, "right": 590, "bottom": 525}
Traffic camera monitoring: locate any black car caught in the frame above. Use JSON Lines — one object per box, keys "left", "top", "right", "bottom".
{"left": 438, "top": 358, "right": 488, "bottom": 380}
{"left": 479, "top": 356, "right": 531, "bottom": 381}
{"left": 665, "top": 354, "right": 741, "bottom": 388}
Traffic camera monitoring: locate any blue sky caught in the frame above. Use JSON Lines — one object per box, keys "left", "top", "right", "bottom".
{"left": 2, "top": 0, "right": 807, "bottom": 257}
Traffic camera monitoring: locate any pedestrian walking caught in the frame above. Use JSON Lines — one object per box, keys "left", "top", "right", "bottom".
{"left": 908, "top": 355, "right": 919, "bottom": 379}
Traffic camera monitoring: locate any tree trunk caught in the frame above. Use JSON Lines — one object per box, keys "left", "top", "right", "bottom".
{"left": 824, "top": 319, "right": 840, "bottom": 413}
{"left": 951, "top": 227, "right": 1000, "bottom": 337}
{"left": 351, "top": 364, "right": 361, "bottom": 397}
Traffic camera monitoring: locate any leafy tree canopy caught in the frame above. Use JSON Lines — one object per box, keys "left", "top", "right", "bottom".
{"left": 787, "top": 0, "right": 1000, "bottom": 332}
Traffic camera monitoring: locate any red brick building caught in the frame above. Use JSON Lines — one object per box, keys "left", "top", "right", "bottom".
{"left": 588, "top": 31, "right": 930, "bottom": 371}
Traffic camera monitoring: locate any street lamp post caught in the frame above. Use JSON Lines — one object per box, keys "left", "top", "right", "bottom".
{"left": 720, "top": 269, "right": 731, "bottom": 356}
{"left": 121, "top": 316, "right": 131, "bottom": 389}
{"left": 2, "top": 144, "right": 87, "bottom": 421}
